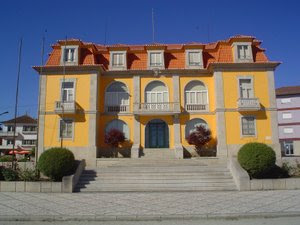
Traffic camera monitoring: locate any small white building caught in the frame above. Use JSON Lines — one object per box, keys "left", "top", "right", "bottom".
{"left": 0, "top": 115, "right": 37, "bottom": 154}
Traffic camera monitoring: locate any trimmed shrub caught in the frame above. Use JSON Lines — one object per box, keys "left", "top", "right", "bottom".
{"left": 260, "top": 165, "right": 289, "bottom": 179}
{"left": 0, "top": 166, "right": 4, "bottom": 180}
{"left": 0, "top": 155, "right": 13, "bottom": 162}
{"left": 19, "top": 168, "right": 39, "bottom": 181}
{"left": 2, "top": 167, "right": 19, "bottom": 181}
{"left": 18, "top": 157, "right": 29, "bottom": 162}
{"left": 238, "top": 142, "right": 276, "bottom": 178}
{"left": 38, "top": 147, "right": 76, "bottom": 181}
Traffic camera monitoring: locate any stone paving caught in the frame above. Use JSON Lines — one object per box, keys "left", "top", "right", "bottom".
{"left": 0, "top": 190, "right": 300, "bottom": 220}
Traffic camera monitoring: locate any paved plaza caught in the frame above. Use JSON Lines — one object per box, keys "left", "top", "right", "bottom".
{"left": 0, "top": 190, "right": 300, "bottom": 221}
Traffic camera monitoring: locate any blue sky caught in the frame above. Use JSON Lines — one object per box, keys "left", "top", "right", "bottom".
{"left": 0, "top": 0, "right": 299, "bottom": 121}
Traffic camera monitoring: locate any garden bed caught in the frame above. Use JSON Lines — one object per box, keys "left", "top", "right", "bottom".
{"left": 228, "top": 157, "right": 300, "bottom": 191}
{"left": 0, "top": 160, "right": 85, "bottom": 193}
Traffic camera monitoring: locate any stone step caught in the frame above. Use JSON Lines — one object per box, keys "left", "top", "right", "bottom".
{"left": 75, "top": 185, "right": 237, "bottom": 192}
{"left": 90, "top": 168, "right": 230, "bottom": 173}
{"left": 78, "top": 174, "right": 233, "bottom": 180}
{"left": 77, "top": 178, "right": 235, "bottom": 185}
{"left": 76, "top": 182, "right": 236, "bottom": 188}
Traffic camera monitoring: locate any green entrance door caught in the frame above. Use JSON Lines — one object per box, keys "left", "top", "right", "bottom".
{"left": 148, "top": 122, "right": 168, "bottom": 148}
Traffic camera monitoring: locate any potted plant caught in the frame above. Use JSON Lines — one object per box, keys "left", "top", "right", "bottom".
{"left": 186, "top": 125, "right": 212, "bottom": 156}
{"left": 104, "top": 129, "right": 125, "bottom": 157}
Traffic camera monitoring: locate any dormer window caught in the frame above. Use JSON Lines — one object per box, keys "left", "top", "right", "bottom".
{"left": 237, "top": 45, "right": 250, "bottom": 60}
{"left": 60, "top": 45, "right": 79, "bottom": 65}
{"left": 185, "top": 49, "right": 203, "bottom": 69}
{"left": 109, "top": 51, "right": 127, "bottom": 70}
{"left": 232, "top": 42, "right": 253, "bottom": 63}
{"left": 64, "top": 48, "right": 75, "bottom": 62}
{"left": 147, "top": 50, "right": 164, "bottom": 69}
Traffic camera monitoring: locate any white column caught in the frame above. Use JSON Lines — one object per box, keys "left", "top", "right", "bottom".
{"left": 37, "top": 75, "right": 47, "bottom": 159}
{"left": 172, "top": 74, "right": 183, "bottom": 158}
{"left": 214, "top": 71, "right": 228, "bottom": 157}
{"left": 173, "top": 114, "right": 183, "bottom": 159}
{"left": 87, "top": 73, "right": 98, "bottom": 167}
{"left": 267, "top": 70, "right": 281, "bottom": 159}
{"left": 131, "top": 75, "right": 140, "bottom": 158}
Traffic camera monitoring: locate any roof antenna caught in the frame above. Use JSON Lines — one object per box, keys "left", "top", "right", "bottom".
{"left": 36, "top": 29, "right": 47, "bottom": 167}
{"left": 104, "top": 18, "right": 108, "bottom": 45}
{"left": 207, "top": 24, "right": 210, "bottom": 43}
{"left": 152, "top": 8, "right": 155, "bottom": 43}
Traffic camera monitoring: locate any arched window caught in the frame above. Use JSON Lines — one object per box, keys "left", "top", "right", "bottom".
{"left": 145, "top": 81, "right": 168, "bottom": 103}
{"left": 185, "top": 118, "right": 208, "bottom": 138}
{"left": 105, "top": 119, "right": 129, "bottom": 139}
{"left": 185, "top": 81, "right": 208, "bottom": 111}
{"left": 105, "top": 82, "right": 129, "bottom": 112}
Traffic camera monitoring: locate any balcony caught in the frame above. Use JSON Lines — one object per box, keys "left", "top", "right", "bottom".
{"left": 133, "top": 102, "right": 180, "bottom": 115}
{"left": 105, "top": 105, "right": 129, "bottom": 113}
{"left": 0, "top": 131, "right": 18, "bottom": 137}
{"left": 55, "top": 101, "right": 76, "bottom": 114}
{"left": 0, "top": 145, "right": 14, "bottom": 149}
{"left": 185, "top": 104, "right": 208, "bottom": 112}
{"left": 237, "top": 98, "right": 260, "bottom": 111}
{"left": 22, "top": 130, "right": 37, "bottom": 134}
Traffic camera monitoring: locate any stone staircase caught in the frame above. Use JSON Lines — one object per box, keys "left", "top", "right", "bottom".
{"left": 140, "top": 148, "right": 176, "bottom": 159}
{"left": 74, "top": 158, "right": 237, "bottom": 192}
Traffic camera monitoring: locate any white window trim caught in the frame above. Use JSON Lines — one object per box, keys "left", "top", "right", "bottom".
{"left": 185, "top": 49, "right": 203, "bottom": 69}
{"left": 281, "top": 98, "right": 292, "bottom": 104}
{"left": 232, "top": 42, "right": 253, "bottom": 63}
{"left": 237, "top": 76, "right": 255, "bottom": 99}
{"left": 60, "top": 78, "right": 77, "bottom": 102}
{"left": 282, "top": 112, "right": 292, "bottom": 119}
{"left": 109, "top": 51, "right": 127, "bottom": 70}
{"left": 144, "top": 80, "right": 169, "bottom": 103}
{"left": 58, "top": 118, "right": 74, "bottom": 141}
{"left": 147, "top": 50, "right": 165, "bottom": 69}
{"left": 184, "top": 80, "right": 209, "bottom": 111}
{"left": 283, "top": 141, "right": 294, "bottom": 156}
{"left": 283, "top": 127, "right": 294, "bottom": 134}
{"left": 60, "top": 45, "right": 79, "bottom": 66}
{"left": 104, "top": 81, "right": 130, "bottom": 113}
{"left": 240, "top": 116, "right": 257, "bottom": 137}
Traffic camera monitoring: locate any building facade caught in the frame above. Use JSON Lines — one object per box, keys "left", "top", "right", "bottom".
{"left": 0, "top": 115, "right": 37, "bottom": 154}
{"left": 276, "top": 86, "right": 300, "bottom": 156}
{"left": 34, "top": 35, "right": 280, "bottom": 167}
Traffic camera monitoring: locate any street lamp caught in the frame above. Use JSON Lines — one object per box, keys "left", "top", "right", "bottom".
{"left": 0, "top": 111, "right": 8, "bottom": 116}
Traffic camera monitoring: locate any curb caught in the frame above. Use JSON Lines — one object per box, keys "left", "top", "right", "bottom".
{"left": 0, "top": 212, "right": 300, "bottom": 222}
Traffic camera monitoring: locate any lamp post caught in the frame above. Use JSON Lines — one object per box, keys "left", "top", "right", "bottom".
{"left": 0, "top": 111, "right": 8, "bottom": 116}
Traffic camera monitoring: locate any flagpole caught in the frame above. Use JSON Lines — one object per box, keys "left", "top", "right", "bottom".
{"left": 12, "top": 38, "right": 23, "bottom": 170}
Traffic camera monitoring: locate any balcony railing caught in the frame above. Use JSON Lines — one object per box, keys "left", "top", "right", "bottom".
{"left": 105, "top": 105, "right": 129, "bottom": 113}
{"left": 55, "top": 101, "right": 76, "bottom": 113}
{"left": 0, "top": 145, "right": 14, "bottom": 149}
{"left": 0, "top": 131, "right": 18, "bottom": 137}
{"left": 133, "top": 102, "right": 180, "bottom": 115}
{"left": 237, "top": 98, "right": 260, "bottom": 111}
{"left": 185, "top": 104, "right": 208, "bottom": 112}
{"left": 22, "top": 130, "right": 37, "bottom": 134}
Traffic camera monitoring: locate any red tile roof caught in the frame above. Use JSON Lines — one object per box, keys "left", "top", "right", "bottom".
{"left": 276, "top": 86, "right": 300, "bottom": 96}
{"left": 1, "top": 115, "right": 37, "bottom": 124}
{"left": 45, "top": 35, "right": 270, "bottom": 70}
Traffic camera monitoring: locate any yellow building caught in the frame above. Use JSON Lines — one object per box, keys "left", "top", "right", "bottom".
{"left": 33, "top": 35, "right": 281, "bottom": 167}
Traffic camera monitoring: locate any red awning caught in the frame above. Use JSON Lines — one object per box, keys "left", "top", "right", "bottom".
{"left": 8, "top": 150, "right": 30, "bottom": 155}
{"left": 8, "top": 146, "right": 30, "bottom": 155}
